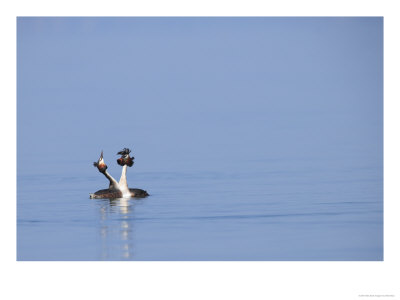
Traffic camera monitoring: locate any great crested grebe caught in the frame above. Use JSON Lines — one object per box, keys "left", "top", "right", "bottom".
{"left": 90, "top": 148, "right": 149, "bottom": 199}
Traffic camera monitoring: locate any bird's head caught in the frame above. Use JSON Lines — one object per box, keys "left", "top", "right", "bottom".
{"left": 117, "top": 148, "right": 134, "bottom": 167}
{"left": 93, "top": 150, "right": 108, "bottom": 173}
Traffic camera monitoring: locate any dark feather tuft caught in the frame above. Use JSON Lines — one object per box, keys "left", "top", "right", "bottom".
{"left": 117, "top": 148, "right": 131, "bottom": 155}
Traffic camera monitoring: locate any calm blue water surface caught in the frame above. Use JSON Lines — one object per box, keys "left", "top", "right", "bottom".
{"left": 17, "top": 154, "right": 382, "bottom": 260}
{"left": 17, "top": 17, "right": 383, "bottom": 260}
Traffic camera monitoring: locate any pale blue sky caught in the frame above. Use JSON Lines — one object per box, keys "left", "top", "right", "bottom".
{"left": 17, "top": 17, "right": 382, "bottom": 174}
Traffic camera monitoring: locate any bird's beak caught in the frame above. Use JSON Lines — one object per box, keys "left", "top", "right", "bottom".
{"left": 100, "top": 150, "right": 103, "bottom": 160}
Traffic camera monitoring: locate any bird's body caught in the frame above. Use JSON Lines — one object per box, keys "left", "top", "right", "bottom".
{"left": 90, "top": 188, "right": 123, "bottom": 199}
{"left": 90, "top": 188, "right": 149, "bottom": 199}
{"left": 90, "top": 148, "right": 149, "bottom": 199}
{"left": 128, "top": 188, "right": 149, "bottom": 198}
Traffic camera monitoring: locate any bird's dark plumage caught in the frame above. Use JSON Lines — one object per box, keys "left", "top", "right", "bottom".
{"left": 117, "top": 148, "right": 131, "bottom": 155}
{"left": 90, "top": 188, "right": 149, "bottom": 199}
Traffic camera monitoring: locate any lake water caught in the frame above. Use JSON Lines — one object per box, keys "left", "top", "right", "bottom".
{"left": 17, "top": 17, "right": 383, "bottom": 260}
{"left": 17, "top": 153, "right": 383, "bottom": 261}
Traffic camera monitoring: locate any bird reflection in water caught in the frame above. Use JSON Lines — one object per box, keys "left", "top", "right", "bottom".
{"left": 96, "top": 197, "right": 139, "bottom": 260}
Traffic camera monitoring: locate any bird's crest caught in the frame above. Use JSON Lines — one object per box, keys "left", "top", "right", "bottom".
{"left": 117, "top": 148, "right": 131, "bottom": 156}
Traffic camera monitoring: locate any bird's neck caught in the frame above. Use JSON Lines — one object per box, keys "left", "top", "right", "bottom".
{"left": 119, "top": 165, "right": 130, "bottom": 196}
{"left": 103, "top": 170, "right": 120, "bottom": 190}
